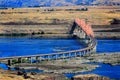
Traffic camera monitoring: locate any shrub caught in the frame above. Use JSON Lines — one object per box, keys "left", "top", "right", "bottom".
{"left": 110, "top": 18, "right": 120, "bottom": 24}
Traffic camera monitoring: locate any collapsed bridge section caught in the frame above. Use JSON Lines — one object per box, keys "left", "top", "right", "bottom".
{"left": 70, "top": 18, "right": 96, "bottom": 52}
{"left": 0, "top": 18, "right": 97, "bottom": 66}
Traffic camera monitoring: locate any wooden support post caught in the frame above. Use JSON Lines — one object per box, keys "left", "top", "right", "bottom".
{"left": 27, "top": 57, "right": 30, "bottom": 63}
{"left": 39, "top": 56, "right": 42, "bottom": 63}
{"left": 84, "top": 51, "right": 86, "bottom": 56}
{"left": 87, "top": 49, "right": 90, "bottom": 56}
{"left": 30, "top": 57, "right": 32, "bottom": 64}
{"left": 47, "top": 55, "right": 50, "bottom": 61}
{"left": 21, "top": 58, "right": 23, "bottom": 63}
{"left": 93, "top": 46, "right": 96, "bottom": 53}
{"left": 83, "top": 51, "right": 85, "bottom": 56}
{"left": 18, "top": 58, "right": 22, "bottom": 63}
{"left": 80, "top": 52, "right": 82, "bottom": 57}
{"left": 62, "top": 54, "right": 65, "bottom": 60}
{"left": 66, "top": 53, "right": 69, "bottom": 58}
{"left": 8, "top": 59, "right": 12, "bottom": 66}
{"left": 36, "top": 56, "right": 39, "bottom": 63}
{"left": 90, "top": 48, "right": 93, "bottom": 54}
{"left": 88, "top": 49, "right": 90, "bottom": 54}
{"left": 79, "top": 52, "right": 81, "bottom": 57}
{"left": 36, "top": 56, "right": 38, "bottom": 60}
{"left": 59, "top": 54, "right": 62, "bottom": 59}
{"left": 86, "top": 50, "right": 88, "bottom": 55}
{"left": 53, "top": 55, "right": 55, "bottom": 60}
{"left": 73, "top": 52, "right": 75, "bottom": 57}
{"left": 81, "top": 51, "right": 83, "bottom": 56}
{"left": 55, "top": 55, "right": 57, "bottom": 60}
{"left": 72, "top": 52, "right": 74, "bottom": 58}
{"left": 69, "top": 53, "right": 71, "bottom": 58}
{"left": 75, "top": 52, "right": 77, "bottom": 57}
{"left": 81, "top": 51, "right": 83, "bottom": 57}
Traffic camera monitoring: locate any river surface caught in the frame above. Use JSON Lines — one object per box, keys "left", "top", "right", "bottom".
{"left": 64, "top": 62, "right": 120, "bottom": 80}
{"left": 97, "top": 40, "right": 120, "bottom": 53}
{"left": 0, "top": 38, "right": 120, "bottom": 79}
{"left": 0, "top": 38, "right": 120, "bottom": 57}
{"left": 0, "top": 38, "right": 84, "bottom": 58}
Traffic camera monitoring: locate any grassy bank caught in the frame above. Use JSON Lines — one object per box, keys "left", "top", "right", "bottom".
{"left": 0, "top": 6, "right": 120, "bottom": 25}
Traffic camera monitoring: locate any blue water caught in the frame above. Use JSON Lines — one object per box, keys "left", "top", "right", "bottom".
{"left": 64, "top": 62, "right": 120, "bottom": 80}
{"left": 0, "top": 38, "right": 120, "bottom": 58}
{"left": 20, "top": 68, "right": 43, "bottom": 73}
{"left": 0, "top": 38, "right": 120, "bottom": 79}
{"left": 97, "top": 40, "right": 120, "bottom": 53}
{"left": 64, "top": 39, "right": 120, "bottom": 80}
{"left": 0, "top": 63, "right": 8, "bottom": 70}
{"left": 0, "top": 38, "right": 84, "bottom": 58}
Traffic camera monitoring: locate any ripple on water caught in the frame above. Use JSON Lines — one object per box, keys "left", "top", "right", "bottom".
{"left": 0, "top": 38, "right": 85, "bottom": 57}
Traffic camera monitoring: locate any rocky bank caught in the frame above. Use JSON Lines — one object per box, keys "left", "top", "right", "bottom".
{"left": 1, "top": 52, "right": 120, "bottom": 80}
{"left": 0, "top": 69, "right": 67, "bottom": 80}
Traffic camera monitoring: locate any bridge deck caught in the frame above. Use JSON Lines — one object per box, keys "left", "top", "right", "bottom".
{"left": 0, "top": 18, "right": 97, "bottom": 66}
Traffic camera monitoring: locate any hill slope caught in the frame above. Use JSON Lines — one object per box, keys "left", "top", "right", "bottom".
{"left": 0, "top": 0, "right": 120, "bottom": 7}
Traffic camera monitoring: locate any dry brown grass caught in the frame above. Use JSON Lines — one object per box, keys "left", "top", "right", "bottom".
{"left": 0, "top": 69, "right": 64, "bottom": 80}
{"left": 0, "top": 6, "right": 120, "bottom": 25}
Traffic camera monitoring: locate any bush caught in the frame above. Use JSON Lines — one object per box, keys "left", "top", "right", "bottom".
{"left": 110, "top": 18, "right": 120, "bottom": 25}
{"left": 41, "top": 31, "right": 44, "bottom": 34}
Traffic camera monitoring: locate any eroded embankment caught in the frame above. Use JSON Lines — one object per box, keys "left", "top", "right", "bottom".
{"left": 0, "top": 23, "right": 120, "bottom": 39}
{"left": 0, "top": 23, "right": 72, "bottom": 38}
{"left": 92, "top": 24, "right": 120, "bottom": 39}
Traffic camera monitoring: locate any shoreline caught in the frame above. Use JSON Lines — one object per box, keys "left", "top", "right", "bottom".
{"left": 11, "top": 52, "right": 120, "bottom": 74}
{"left": 0, "top": 6, "right": 120, "bottom": 80}
{"left": 0, "top": 35, "right": 120, "bottom": 40}
{"left": 0, "top": 52, "right": 120, "bottom": 80}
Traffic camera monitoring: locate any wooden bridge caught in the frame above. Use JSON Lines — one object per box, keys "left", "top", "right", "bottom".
{"left": 0, "top": 18, "right": 97, "bottom": 66}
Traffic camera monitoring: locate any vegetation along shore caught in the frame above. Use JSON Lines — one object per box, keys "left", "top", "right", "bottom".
{"left": 0, "top": 5, "right": 120, "bottom": 80}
